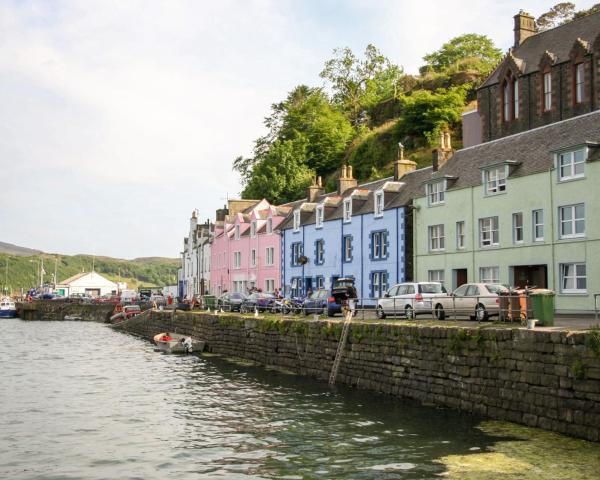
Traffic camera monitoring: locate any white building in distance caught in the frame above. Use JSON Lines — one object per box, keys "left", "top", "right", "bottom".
{"left": 180, "top": 211, "right": 212, "bottom": 299}
{"left": 56, "top": 271, "right": 118, "bottom": 297}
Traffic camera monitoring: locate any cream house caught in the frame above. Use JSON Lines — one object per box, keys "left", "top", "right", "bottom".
{"left": 57, "top": 271, "right": 118, "bottom": 297}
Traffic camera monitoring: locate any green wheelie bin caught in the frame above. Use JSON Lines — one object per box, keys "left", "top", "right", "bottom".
{"left": 530, "top": 289, "right": 555, "bottom": 326}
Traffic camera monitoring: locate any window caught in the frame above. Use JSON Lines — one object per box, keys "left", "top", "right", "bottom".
{"left": 533, "top": 210, "right": 544, "bottom": 241}
{"left": 428, "top": 270, "right": 445, "bottom": 284}
{"left": 559, "top": 204, "right": 585, "bottom": 238}
{"left": 293, "top": 210, "right": 300, "bottom": 231}
{"left": 315, "top": 205, "right": 324, "bottom": 229}
{"left": 427, "top": 180, "right": 445, "bottom": 205}
{"left": 234, "top": 224, "right": 240, "bottom": 240}
{"left": 266, "top": 217, "right": 273, "bottom": 234}
{"left": 484, "top": 167, "right": 507, "bottom": 195}
{"left": 514, "top": 79, "right": 519, "bottom": 119}
{"left": 250, "top": 221, "right": 256, "bottom": 237}
{"left": 342, "top": 235, "right": 353, "bottom": 262}
{"left": 560, "top": 263, "right": 586, "bottom": 293}
{"left": 502, "top": 75, "right": 519, "bottom": 121}
{"left": 513, "top": 212, "right": 523, "bottom": 244}
{"left": 479, "top": 217, "right": 499, "bottom": 247}
{"left": 371, "top": 231, "right": 388, "bottom": 260}
{"left": 503, "top": 80, "right": 510, "bottom": 121}
{"left": 479, "top": 266, "right": 500, "bottom": 284}
{"left": 265, "top": 247, "right": 274, "bottom": 266}
{"left": 265, "top": 279, "right": 275, "bottom": 293}
{"left": 558, "top": 149, "right": 585, "bottom": 181}
{"left": 290, "top": 277, "right": 303, "bottom": 297}
{"left": 456, "top": 221, "right": 465, "bottom": 249}
{"left": 315, "top": 276, "right": 325, "bottom": 289}
{"left": 543, "top": 71, "right": 552, "bottom": 111}
{"left": 374, "top": 190, "right": 384, "bottom": 217}
{"left": 574, "top": 63, "right": 584, "bottom": 104}
{"left": 251, "top": 249, "right": 256, "bottom": 266}
{"left": 315, "top": 239, "right": 324, "bottom": 265}
{"left": 371, "top": 271, "right": 388, "bottom": 298}
{"left": 343, "top": 198, "right": 352, "bottom": 222}
{"left": 428, "top": 224, "right": 445, "bottom": 251}
{"left": 233, "top": 251, "right": 241, "bottom": 269}
{"left": 291, "top": 242, "right": 303, "bottom": 266}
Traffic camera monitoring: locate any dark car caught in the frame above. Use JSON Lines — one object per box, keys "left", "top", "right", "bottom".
{"left": 240, "top": 292, "right": 276, "bottom": 313}
{"left": 217, "top": 292, "right": 247, "bottom": 312}
{"left": 303, "top": 289, "right": 342, "bottom": 317}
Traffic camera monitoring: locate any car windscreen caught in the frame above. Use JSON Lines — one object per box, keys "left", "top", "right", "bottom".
{"left": 419, "top": 283, "right": 446, "bottom": 294}
{"left": 230, "top": 293, "right": 245, "bottom": 299}
{"left": 485, "top": 284, "right": 509, "bottom": 294}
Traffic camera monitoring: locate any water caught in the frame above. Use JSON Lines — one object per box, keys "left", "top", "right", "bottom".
{"left": 1, "top": 319, "right": 599, "bottom": 480}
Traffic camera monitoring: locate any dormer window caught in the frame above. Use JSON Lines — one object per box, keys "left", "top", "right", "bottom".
{"left": 502, "top": 73, "right": 519, "bottom": 122}
{"left": 234, "top": 224, "right": 240, "bottom": 240}
{"left": 543, "top": 71, "right": 552, "bottom": 111}
{"left": 574, "top": 63, "right": 584, "bottom": 104}
{"left": 293, "top": 210, "right": 300, "bottom": 232}
{"left": 250, "top": 221, "right": 256, "bottom": 238}
{"left": 266, "top": 217, "right": 273, "bottom": 234}
{"left": 343, "top": 198, "right": 352, "bottom": 223}
{"left": 427, "top": 180, "right": 446, "bottom": 206}
{"left": 374, "top": 190, "right": 384, "bottom": 218}
{"left": 484, "top": 166, "right": 507, "bottom": 195}
{"left": 315, "top": 205, "right": 324, "bottom": 229}
{"left": 558, "top": 148, "right": 586, "bottom": 181}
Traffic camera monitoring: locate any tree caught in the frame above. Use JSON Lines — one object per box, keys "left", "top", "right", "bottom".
{"left": 573, "top": 2, "right": 600, "bottom": 19}
{"left": 536, "top": 3, "right": 575, "bottom": 30}
{"left": 420, "top": 34, "right": 502, "bottom": 75}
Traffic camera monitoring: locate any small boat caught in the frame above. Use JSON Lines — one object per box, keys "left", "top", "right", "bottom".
{"left": 64, "top": 314, "right": 83, "bottom": 321}
{"left": 0, "top": 297, "right": 17, "bottom": 318}
{"left": 153, "top": 333, "right": 204, "bottom": 354}
{"left": 109, "top": 304, "right": 142, "bottom": 323}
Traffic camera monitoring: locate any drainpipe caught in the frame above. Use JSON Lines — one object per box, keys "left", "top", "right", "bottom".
{"left": 549, "top": 170, "right": 556, "bottom": 295}
{"left": 361, "top": 215, "right": 364, "bottom": 299}
{"left": 471, "top": 186, "right": 476, "bottom": 283}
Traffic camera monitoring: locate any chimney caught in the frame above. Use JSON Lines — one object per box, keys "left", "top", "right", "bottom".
{"left": 432, "top": 130, "right": 453, "bottom": 172}
{"left": 215, "top": 204, "right": 229, "bottom": 222}
{"left": 514, "top": 10, "right": 536, "bottom": 48}
{"left": 190, "top": 210, "right": 198, "bottom": 229}
{"left": 307, "top": 176, "right": 325, "bottom": 202}
{"left": 338, "top": 165, "right": 358, "bottom": 195}
{"left": 393, "top": 142, "right": 417, "bottom": 180}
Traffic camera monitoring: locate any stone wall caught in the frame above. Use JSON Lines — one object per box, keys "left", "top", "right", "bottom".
{"left": 113, "top": 311, "right": 600, "bottom": 442}
{"left": 18, "top": 301, "right": 115, "bottom": 322}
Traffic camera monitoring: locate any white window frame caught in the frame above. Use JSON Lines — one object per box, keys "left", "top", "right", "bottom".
{"left": 427, "top": 180, "right": 446, "bottom": 206}
{"left": 292, "top": 243, "right": 303, "bottom": 266}
{"left": 559, "top": 204, "right": 585, "bottom": 239}
{"left": 265, "top": 247, "right": 274, "bottom": 266}
{"left": 560, "top": 262, "right": 587, "bottom": 294}
{"left": 479, "top": 266, "right": 500, "bottom": 284}
{"left": 456, "top": 221, "right": 465, "bottom": 250}
{"left": 428, "top": 269, "right": 445, "bottom": 284}
{"left": 343, "top": 198, "right": 352, "bottom": 223}
{"left": 251, "top": 249, "right": 256, "bottom": 267}
{"left": 374, "top": 190, "right": 384, "bottom": 218}
{"left": 265, "top": 279, "right": 275, "bottom": 293}
{"left": 316, "top": 276, "right": 325, "bottom": 289}
{"left": 532, "top": 209, "right": 544, "bottom": 242}
{"left": 484, "top": 167, "right": 507, "bottom": 195}
{"left": 266, "top": 217, "right": 273, "bottom": 234}
{"left": 514, "top": 79, "right": 519, "bottom": 119}
{"left": 315, "top": 239, "right": 324, "bottom": 264}
{"left": 293, "top": 210, "right": 300, "bottom": 232}
{"left": 558, "top": 149, "right": 586, "bottom": 181}
{"left": 575, "top": 63, "right": 584, "bottom": 104}
{"left": 233, "top": 251, "right": 241, "bottom": 269}
{"left": 428, "top": 224, "right": 445, "bottom": 251}
{"left": 234, "top": 224, "right": 240, "bottom": 240}
{"left": 543, "top": 71, "right": 552, "bottom": 111}
{"left": 513, "top": 212, "right": 523, "bottom": 244}
{"left": 315, "top": 205, "right": 324, "bottom": 229}
{"left": 343, "top": 235, "right": 352, "bottom": 262}
{"left": 250, "top": 221, "right": 257, "bottom": 238}
{"left": 479, "top": 216, "right": 499, "bottom": 247}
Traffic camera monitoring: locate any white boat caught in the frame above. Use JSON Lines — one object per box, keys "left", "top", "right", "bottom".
{"left": 0, "top": 297, "right": 17, "bottom": 318}
{"left": 153, "top": 333, "right": 204, "bottom": 354}
{"left": 64, "top": 314, "right": 83, "bottom": 321}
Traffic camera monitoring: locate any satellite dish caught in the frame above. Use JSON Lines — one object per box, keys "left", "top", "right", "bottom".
{"left": 298, "top": 255, "right": 308, "bottom": 265}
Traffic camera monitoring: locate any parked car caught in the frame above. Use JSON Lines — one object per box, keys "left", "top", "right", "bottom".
{"left": 240, "top": 292, "right": 276, "bottom": 313}
{"left": 68, "top": 293, "right": 94, "bottom": 303}
{"left": 376, "top": 282, "right": 447, "bottom": 319}
{"left": 433, "top": 283, "right": 509, "bottom": 321}
{"left": 216, "top": 292, "right": 247, "bottom": 312}
{"left": 303, "top": 289, "right": 338, "bottom": 316}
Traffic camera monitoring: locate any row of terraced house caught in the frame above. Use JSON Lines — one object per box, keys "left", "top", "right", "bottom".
{"left": 179, "top": 10, "right": 600, "bottom": 314}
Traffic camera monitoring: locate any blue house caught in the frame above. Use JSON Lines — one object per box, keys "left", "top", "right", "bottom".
{"left": 279, "top": 154, "right": 432, "bottom": 303}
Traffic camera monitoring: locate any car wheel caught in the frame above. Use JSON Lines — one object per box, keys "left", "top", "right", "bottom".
{"left": 405, "top": 305, "right": 415, "bottom": 319}
{"left": 475, "top": 304, "right": 489, "bottom": 322}
{"left": 376, "top": 306, "right": 386, "bottom": 319}
{"left": 434, "top": 304, "right": 446, "bottom": 320}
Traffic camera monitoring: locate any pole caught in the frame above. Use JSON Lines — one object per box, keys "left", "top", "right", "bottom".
{"left": 54, "top": 256, "right": 58, "bottom": 288}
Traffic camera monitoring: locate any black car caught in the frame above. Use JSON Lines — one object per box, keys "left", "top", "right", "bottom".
{"left": 240, "top": 292, "right": 276, "bottom": 313}
{"left": 217, "top": 292, "right": 247, "bottom": 312}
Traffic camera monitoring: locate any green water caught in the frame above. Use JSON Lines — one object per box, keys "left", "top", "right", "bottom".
{"left": 1, "top": 319, "right": 598, "bottom": 479}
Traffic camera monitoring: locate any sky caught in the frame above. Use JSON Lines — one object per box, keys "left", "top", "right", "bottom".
{"left": 1, "top": 0, "right": 597, "bottom": 259}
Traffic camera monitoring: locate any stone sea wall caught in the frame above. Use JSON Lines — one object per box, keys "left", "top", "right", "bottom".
{"left": 114, "top": 310, "right": 600, "bottom": 442}
{"left": 18, "top": 301, "right": 115, "bottom": 322}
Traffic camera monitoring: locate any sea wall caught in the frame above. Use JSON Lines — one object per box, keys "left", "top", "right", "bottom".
{"left": 113, "top": 310, "right": 600, "bottom": 442}
{"left": 18, "top": 301, "right": 115, "bottom": 322}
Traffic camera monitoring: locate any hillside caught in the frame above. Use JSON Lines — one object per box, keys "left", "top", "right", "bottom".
{"left": 0, "top": 250, "right": 179, "bottom": 294}
{"left": 0, "top": 241, "right": 42, "bottom": 256}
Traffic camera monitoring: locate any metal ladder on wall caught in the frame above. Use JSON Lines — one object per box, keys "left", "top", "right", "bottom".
{"left": 328, "top": 309, "right": 353, "bottom": 386}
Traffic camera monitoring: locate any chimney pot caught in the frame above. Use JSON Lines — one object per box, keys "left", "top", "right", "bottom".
{"left": 514, "top": 10, "right": 536, "bottom": 48}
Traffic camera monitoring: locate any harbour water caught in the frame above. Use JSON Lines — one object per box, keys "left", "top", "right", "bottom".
{"left": 1, "top": 319, "right": 599, "bottom": 480}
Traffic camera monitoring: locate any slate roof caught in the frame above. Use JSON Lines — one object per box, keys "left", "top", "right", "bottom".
{"left": 481, "top": 11, "right": 600, "bottom": 88}
{"left": 416, "top": 110, "right": 600, "bottom": 196}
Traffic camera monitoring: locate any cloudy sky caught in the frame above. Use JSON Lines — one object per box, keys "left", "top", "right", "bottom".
{"left": 1, "top": 0, "right": 596, "bottom": 259}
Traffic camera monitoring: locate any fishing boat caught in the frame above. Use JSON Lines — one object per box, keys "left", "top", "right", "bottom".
{"left": 153, "top": 333, "right": 204, "bottom": 354}
{"left": 0, "top": 297, "right": 17, "bottom": 318}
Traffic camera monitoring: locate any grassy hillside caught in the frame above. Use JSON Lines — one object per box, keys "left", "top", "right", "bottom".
{"left": 0, "top": 252, "right": 179, "bottom": 294}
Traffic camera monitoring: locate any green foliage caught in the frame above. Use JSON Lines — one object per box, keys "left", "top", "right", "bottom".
{"left": 586, "top": 327, "right": 600, "bottom": 357}
{"left": 570, "top": 359, "right": 586, "bottom": 380}
{"left": 537, "top": 2, "right": 576, "bottom": 30}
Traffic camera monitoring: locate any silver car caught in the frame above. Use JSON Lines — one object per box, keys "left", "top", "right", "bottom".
{"left": 433, "top": 283, "right": 509, "bottom": 321}
{"left": 376, "top": 282, "right": 448, "bottom": 319}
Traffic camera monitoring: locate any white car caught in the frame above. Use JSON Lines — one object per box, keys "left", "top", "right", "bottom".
{"left": 376, "top": 282, "right": 448, "bottom": 319}
{"left": 433, "top": 283, "right": 509, "bottom": 321}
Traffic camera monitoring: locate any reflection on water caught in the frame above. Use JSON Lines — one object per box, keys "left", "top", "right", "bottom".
{"left": 0, "top": 319, "right": 598, "bottom": 480}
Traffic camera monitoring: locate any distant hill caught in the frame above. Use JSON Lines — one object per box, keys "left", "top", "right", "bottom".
{"left": 0, "top": 243, "right": 180, "bottom": 293}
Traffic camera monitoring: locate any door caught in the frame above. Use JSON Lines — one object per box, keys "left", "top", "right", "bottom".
{"left": 381, "top": 285, "right": 399, "bottom": 313}
{"left": 304, "top": 277, "right": 313, "bottom": 296}
{"left": 453, "top": 269, "right": 468, "bottom": 290}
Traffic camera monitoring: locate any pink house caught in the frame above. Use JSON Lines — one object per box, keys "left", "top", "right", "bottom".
{"left": 210, "top": 199, "right": 289, "bottom": 295}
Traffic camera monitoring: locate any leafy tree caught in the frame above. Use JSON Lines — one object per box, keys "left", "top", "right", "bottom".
{"left": 536, "top": 3, "right": 575, "bottom": 30}
{"left": 573, "top": 2, "right": 600, "bottom": 18}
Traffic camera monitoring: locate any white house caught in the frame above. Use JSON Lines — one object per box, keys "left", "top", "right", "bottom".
{"left": 56, "top": 271, "right": 118, "bottom": 297}
{"left": 180, "top": 211, "right": 212, "bottom": 299}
